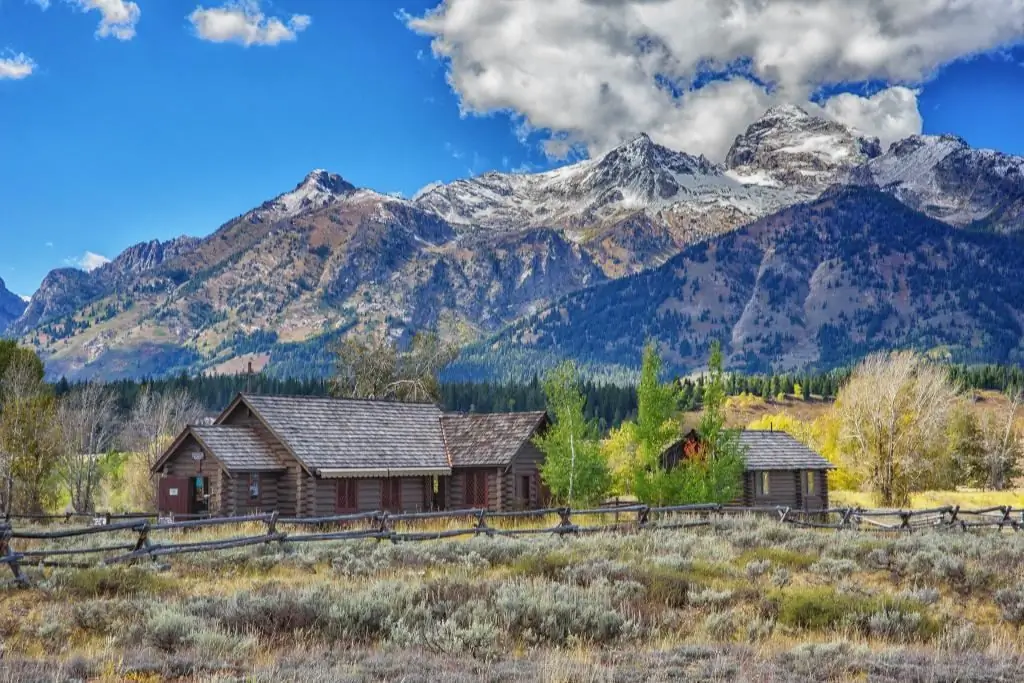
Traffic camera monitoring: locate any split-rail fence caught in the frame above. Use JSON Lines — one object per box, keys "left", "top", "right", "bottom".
{"left": 1, "top": 503, "right": 1021, "bottom": 587}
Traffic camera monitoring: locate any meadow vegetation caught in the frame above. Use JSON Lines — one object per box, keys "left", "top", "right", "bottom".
{"left": 3, "top": 517, "right": 1024, "bottom": 681}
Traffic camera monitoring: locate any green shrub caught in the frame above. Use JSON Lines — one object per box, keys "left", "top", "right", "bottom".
{"left": 774, "top": 587, "right": 939, "bottom": 640}
{"left": 52, "top": 566, "right": 171, "bottom": 598}
{"left": 636, "top": 567, "right": 690, "bottom": 609}
{"left": 737, "top": 547, "right": 815, "bottom": 571}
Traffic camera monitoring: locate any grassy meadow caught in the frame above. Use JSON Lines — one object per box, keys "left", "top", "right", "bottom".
{"left": 3, "top": 516, "right": 1024, "bottom": 682}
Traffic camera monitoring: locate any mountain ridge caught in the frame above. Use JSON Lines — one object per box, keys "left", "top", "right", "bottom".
{"left": 8, "top": 104, "right": 1024, "bottom": 380}
{"left": 451, "top": 186, "right": 1024, "bottom": 379}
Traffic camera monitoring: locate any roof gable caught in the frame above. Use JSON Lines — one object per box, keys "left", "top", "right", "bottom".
{"left": 441, "top": 411, "right": 548, "bottom": 468}
{"left": 151, "top": 424, "right": 286, "bottom": 474}
{"left": 191, "top": 425, "right": 286, "bottom": 473}
{"left": 239, "top": 394, "right": 449, "bottom": 474}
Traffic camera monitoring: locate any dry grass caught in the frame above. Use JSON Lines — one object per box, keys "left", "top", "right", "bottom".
{"left": 3, "top": 516, "right": 1024, "bottom": 681}
{"left": 831, "top": 489, "right": 1024, "bottom": 509}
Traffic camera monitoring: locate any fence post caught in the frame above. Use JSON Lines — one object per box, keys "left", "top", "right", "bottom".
{"left": 778, "top": 506, "right": 790, "bottom": 524}
{"left": 556, "top": 507, "right": 575, "bottom": 536}
{"left": 637, "top": 505, "right": 650, "bottom": 531}
{"left": 838, "top": 507, "right": 854, "bottom": 531}
{"left": 947, "top": 505, "right": 960, "bottom": 527}
{"left": 899, "top": 511, "right": 912, "bottom": 532}
{"left": 997, "top": 506, "right": 1011, "bottom": 531}
{"left": 378, "top": 513, "right": 397, "bottom": 544}
{"left": 0, "top": 525, "right": 28, "bottom": 587}
{"left": 130, "top": 521, "right": 153, "bottom": 564}
{"left": 473, "top": 510, "right": 493, "bottom": 537}
{"left": 265, "top": 511, "right": 281, "bottom": 544}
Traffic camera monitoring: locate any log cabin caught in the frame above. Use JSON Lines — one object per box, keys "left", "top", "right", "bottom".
{"left": 658, "top": 428, "right": 834, "bottom": 510}
{"left": 151, "top": 393, "right": 550, "bottom": 517}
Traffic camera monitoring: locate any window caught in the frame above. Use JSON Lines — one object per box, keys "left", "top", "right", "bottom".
{"left": 520, "top": 475, "right": 532, "bottom": 505}
{"left": 806, "top": 471, "right": 815, "bottom": 495}
{"left": 248, "top": 473, "right": 260, "bottom": 500}
{"left": 381, "top": 479, "right": 402, "bottom": 512}
{"left": 465, "top": 471, "right": 488, "bottom": 507}
{"left": 336, "top": 479, "right": 357, "bottom": 513}
{"left": 756, "top": 471, "right": 770, "bottom": 496}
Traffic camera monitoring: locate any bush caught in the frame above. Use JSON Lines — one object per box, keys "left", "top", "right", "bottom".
{"left": 994, "top": 586, "right": 1024, "bottom": 625}
{"left": 146, "top": 608, "right": 201, "bottom": 652}
{"left": 774, "top": 587, "right": 938, "bottom": 640}
{"left": 810, "top": 558, "right": 858, "bottom": 582}
{"left": 704, "top": 611, "right": 736, "bottom": 640}
{"left": 745, "top": 559, "right": 772, "bottom": 580}
{"left": 637, "top": 567, "right": 689, "bottom": 608}
{"left": 738, "top": 547, "right": 816, "bottom": 570}
{"left": 51, "top": 567, "right": 171, "bottom": 598}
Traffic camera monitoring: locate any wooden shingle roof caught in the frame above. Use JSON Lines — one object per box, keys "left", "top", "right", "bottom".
{"left": 240, "top": 395, "right": 450, "bottom": 475}
{"left": 190, "top": 425, "right": 286, "bottom": 472}
{"left": 441, "top": 411, "right": 548, "bottom": 468}
{"left": 738, "top": 431, "right": 835, "bottom": 471}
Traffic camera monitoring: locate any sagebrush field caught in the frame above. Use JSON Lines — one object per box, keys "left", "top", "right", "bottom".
{"left": 3, "top": 517, "right": 1024, "bottom": 682}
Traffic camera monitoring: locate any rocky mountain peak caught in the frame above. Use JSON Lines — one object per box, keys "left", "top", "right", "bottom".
{"left": 252, "top": 169, "right": 356, "bottom": 223}
{"left": 761, "top": 103, "right": 813, "bottom": 122}
{"left": 104, "top": 236, "right": 201, "bottom": 278}
{"left": 724, "top": 104, "right": 882, "bottom": 191}
{"left": 299, "top": 169, "right": 354, "bottom": 195}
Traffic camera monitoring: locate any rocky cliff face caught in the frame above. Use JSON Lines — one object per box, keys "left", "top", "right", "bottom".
{"left": 848, "top": 134, "right": 1024, "bottom": 232}
{"left": 0, "top": 278, "right": 26, "bottom": 335}
{"left": 725, "top": 104, "right": 882, "bottom": 192}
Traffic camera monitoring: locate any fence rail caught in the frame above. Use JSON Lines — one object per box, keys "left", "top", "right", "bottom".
{"left": 1, "top": 503, "right": 1021, "bottom": 587}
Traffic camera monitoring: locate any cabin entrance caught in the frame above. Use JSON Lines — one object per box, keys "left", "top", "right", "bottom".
{"left": 158, "top": 475, "right": 209, "bottom": 516}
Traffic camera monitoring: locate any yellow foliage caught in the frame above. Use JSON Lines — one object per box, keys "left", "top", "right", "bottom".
{"left": 746, "top": 410, "right": 862, "bottom": 490}
{"left": 601, "top": 422, "right": 639, "bottom": 496}
{"left": 831, "top": 488, "right": 1024, "bottom": 509}
{"left": 725, "top": 392, "right": 765, "bottom": 410}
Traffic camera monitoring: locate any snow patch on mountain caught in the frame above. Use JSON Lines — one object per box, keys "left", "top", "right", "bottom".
{"left": 413, "top": 133, "right": 799, "bottom": 232}
{"left": 252, "top": 169, "right": 356, "bottom": 222}
{"left": 725, "top": 105, "right": 882, "bottom": 193}
{"left": 850, "top": 134, "right": 1024, "bottom": 228}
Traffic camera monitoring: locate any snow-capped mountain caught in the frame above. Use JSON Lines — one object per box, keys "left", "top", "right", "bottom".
{"left": 250, "top": 170, "right": 356, "bottom": 223}
{"left": 413, "top": 132, "right": 799, "bottom": 234}
{"left": 848, "top": 134, "right": 1024, "bottom": 231}
{"left": 725, "top": 104, "right": 882, "bottom": 192}
{"left": 12, "top": 103, "right": 1024, "bottom": 381}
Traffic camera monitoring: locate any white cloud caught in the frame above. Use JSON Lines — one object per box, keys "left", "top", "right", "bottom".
{"left": 66, "top": 251, "right": 111, "bottom": 272}
{"left": 189, "top": 1, "right": 311, "bottom": 47}
{"left": 45, "top": 241, "right": 54, "bottom": 248}
{"left": 28, "top": 0, "right": 51, "bottom": 9}
{"left": 409, "top": 0, "right": 1024, "bottom": 160}
{"left": 820, "top": 87, "right": 924, "bottom": 152}
{"left": 67, "top": 0, "right": 141, "bottom": 41}
{"left": 0, "top": 52, "right": 35, "bottom": 80}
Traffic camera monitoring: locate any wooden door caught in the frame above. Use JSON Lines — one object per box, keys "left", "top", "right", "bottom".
{"left": 159, "top": 476, "right": 192, "bottom": 516}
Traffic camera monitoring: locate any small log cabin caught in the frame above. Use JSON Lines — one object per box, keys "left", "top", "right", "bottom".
{"left": 151, "top": 393, "right": 550, "bottom": 517}
{"left": 659, "top": 429, "right": 834, "bottom": 510}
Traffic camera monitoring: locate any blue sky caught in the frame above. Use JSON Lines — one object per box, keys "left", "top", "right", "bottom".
{"left": 2, "top": 0, "right": 1024, "bottom": 297}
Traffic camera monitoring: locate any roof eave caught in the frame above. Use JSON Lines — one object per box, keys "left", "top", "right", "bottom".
{"left": 317, "top": 467, "right": 452, "bottom": 478}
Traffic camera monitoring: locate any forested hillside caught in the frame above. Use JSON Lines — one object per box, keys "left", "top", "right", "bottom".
{"left": 455, "top": 187, "right": 1024, "bottom": 379}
